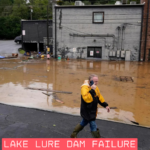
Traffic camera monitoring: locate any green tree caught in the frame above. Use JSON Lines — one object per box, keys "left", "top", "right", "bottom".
{"left": 11, "top": 0, "right": 29, "bottom": 19}
{"left": 127, "top": 0, "right": 140, "bottom": 4}
{"left": 11, "top": 0, "right": 52, "bottom": 20}
{"left": 31, "top": 0, "right": 51, "bottom": 20}
{"left": 57, "top": 1, "right": 64, "bottom": 5}
{"left": 0, "top": 16, "right": 21, "bottom": 39}
{"left": 0, "top": 0, "right": 12, "bottom": 16}
{"left": 83, "top": 1, "right": 91, "bottom": 5}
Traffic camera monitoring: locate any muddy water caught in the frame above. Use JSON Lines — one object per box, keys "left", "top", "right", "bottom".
{"left": 0, "top": 58, "right": 150, "bottom": 127}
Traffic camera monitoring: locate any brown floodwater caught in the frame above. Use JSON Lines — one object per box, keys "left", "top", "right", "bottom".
{"left": 0, "top": 58, "right": 150, "bottom": 127}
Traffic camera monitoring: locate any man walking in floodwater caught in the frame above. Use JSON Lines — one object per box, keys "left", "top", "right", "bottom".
{"left": 70, "top": 74, "right": 110, "bottom": 138}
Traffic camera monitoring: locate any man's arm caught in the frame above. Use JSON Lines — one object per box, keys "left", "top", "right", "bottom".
{"left": 81, "top": 85, "right": 95, "bottom": 103}
{"left": 97, "top": 87, "right": 110, "bottom": 112}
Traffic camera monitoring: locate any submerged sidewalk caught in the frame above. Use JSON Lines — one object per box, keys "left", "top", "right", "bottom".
{"left": 0, "top": 103, "right": 149, "bottom": 150}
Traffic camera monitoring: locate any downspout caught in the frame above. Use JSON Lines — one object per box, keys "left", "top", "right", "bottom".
{"left": 144, "top": 0, "right": 150, "bottom": 61}
{"left": 55, "top": 7, "right": 57, "bottom": 58}
{"left": 21, "top": 21, "right": 24, "bottom": 51}
{"left": 139, "top": 5, "right": 144, "bottom": 61}
{"left": 122, "top": 26, "right": 126, "bottom": 50}
{"left": 121, "top": 26, "right": 124, "bottom": 50}
{"left": 47, "top": 5, "right": 49, "bottom": 49}
{"left": 117, "top": 26, "right": 121, "bottom": 50}
{"left": 117, "top": 27, "right": 119, "bottom": 50}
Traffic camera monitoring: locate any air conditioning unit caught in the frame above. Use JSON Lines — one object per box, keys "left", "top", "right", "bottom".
{"left": 109, "top": 51, "right": 113, "bottom": 57}
{"left": 130, "top": 1, "right": 136, "bottom": 4}
{"left": 112, "top": 51, "right": 116, "bottom": 57}
{"left": 125, "top": 50, "right": 131, "bottom": 61}
{"left": 115, "top": 1, "right": 122, "bottom": 5}
{"left": 75, "top": 1, "right": 83, "bottom": 6}
{"left": 117, "top": 50, "right": 120, "bottom": 57}
{"left": 121, "top": 51, "right": 125, "bottom": 58}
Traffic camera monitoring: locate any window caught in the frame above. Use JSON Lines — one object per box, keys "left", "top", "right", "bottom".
{"left": 93, "top": 12, "right": 104, "bottom": 23}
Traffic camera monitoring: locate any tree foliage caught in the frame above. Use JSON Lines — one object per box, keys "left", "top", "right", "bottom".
{"left": 0, "top": 0, "right": 12, "bottom": 15}
{"left": 11, "top": 0, "right": 52, "bottom": 20}
{"left": 0, "top": 16, "right": 21, "bottom": 39}
{"left": 0, "top": 0, "right": 52, "bottom": 39}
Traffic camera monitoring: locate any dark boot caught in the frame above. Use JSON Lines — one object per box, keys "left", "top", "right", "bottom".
{"left": 70, "top": 124, "right": 84, "bottom": 138}
{"left": 91, "top": 128, "right": 101, "bottom": 138}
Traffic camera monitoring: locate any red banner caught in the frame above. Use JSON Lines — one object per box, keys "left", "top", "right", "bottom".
{"left": 2, "top": 138, "right": 137, "bottom": 150}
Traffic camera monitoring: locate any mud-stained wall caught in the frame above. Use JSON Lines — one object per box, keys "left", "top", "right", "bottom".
{"left": 53, "top": 6, "right": 143, "bottom": 61}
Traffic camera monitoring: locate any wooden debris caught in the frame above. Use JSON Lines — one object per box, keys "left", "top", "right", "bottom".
{"left": 55, "top": 99, "right": 64, "bottom": 104}
{"left": 110, "top": 107, "right": 118, "bottom": 109}
{"left": 120, "top": 76, "right": 134, "bottom": 82}
{"left": 42, "top": 92, "right": 64, "bottom": 104}
{"left": 12, "top": 53, "right": 18, "bottom": 57}
{"left": 124, "top": 117, "right": 139, "bottom": 125}
{"left": 42, "top": 92, "right": 53, "bottom": 96}
{"left": 25, "top": 87, "right": 72, "bottom": 94}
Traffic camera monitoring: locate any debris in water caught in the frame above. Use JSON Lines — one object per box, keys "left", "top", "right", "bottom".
{"left": 0, "top": 56, "right": 5, "bottom": 59}
{"left": 120, "top": 76, "right": 134, "bottom": 82}
{"left": 26, "top": 87, "right": 72, "bottom": 94}
{"left": 42, "top": 92, "right": 64, "bottom": 104}
{"left": 28, "top": 56, "right": 34, "bottom": 59}
{"left": 55, "top": 99, "right": 64, "bottom": 104}
{"left": 110, "top": 107, "right": 118, "bottom": 109}
{"left": 125, "top": 117, "right": 139, "bottom": 125}
{"left": 42, "top": 92, "right": 53, "bottom": 96}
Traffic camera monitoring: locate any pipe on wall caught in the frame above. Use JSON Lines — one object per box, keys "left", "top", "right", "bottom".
{"left": 121, "top": 25, "right": 126, "bottom": 50}
{"left": 144, "top": 0, "right": 150, "bottom": 61}
{"left": 69, "top": 33, "right": 115, "bottom": 49}
{"left": 139, "top": 5, "right": 144, "bottom": 61}
{"left": 123, "top": 26, "right": 126, "bottom": 50}
{"left": 55, "top": 7, "right": 57, "bottom": 58}
{"left": 117, "top": 26, "right": 121, "bottom": 50}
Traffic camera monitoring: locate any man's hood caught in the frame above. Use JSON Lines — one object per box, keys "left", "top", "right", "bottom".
{"left": 81, "top": 80, "right": 90, "bottom": 87}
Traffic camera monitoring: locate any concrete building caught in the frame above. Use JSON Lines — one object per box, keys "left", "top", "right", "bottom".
{"left": 22, "top": 20, "right": 53, "bottom": 53}
{"left": 53, "top": 4, "right": 145, "bottom": 61}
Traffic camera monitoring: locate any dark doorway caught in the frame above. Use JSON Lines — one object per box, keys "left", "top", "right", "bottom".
{"left": 87, "top": 47, "right": 102, "bottom": 58}
{"left": 39, "top": 43, "right": 44, "bottom": 52}
{"left": 23, "top": 43, "right": 37, "bottom": 52}
{"left": 23, "top": 43, "right": 44, "bottom": 52}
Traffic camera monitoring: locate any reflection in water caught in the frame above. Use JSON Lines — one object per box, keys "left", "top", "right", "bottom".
{"left": 46, "top": 60, "right": 50, "bottom": 72}
{"left": 0, "top": 59, "right": 150, "bottom": 127}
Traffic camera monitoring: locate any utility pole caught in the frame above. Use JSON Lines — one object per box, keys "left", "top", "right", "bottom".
{"left": 47, "top": 3, "right": 50, "bottom": 51}
{"left": 47, "top": 0, "right": 53, "bottom": 54}
{"left": 35, "top": 22, "right": 39, "bottom": 53}
{"left": 28, "top": 5, "right": 33, "bottom": 20}
{"left": 30, "top": 8, "right": 33, "bottom": 20}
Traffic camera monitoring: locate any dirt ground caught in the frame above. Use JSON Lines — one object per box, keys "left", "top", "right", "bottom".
{"left": 0, "top": 57, "right": 150, "bottom": 128}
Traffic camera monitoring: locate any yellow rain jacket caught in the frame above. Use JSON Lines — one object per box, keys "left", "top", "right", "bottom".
{"left": 80, "top": 80, "right": 108, "bottom": 121}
